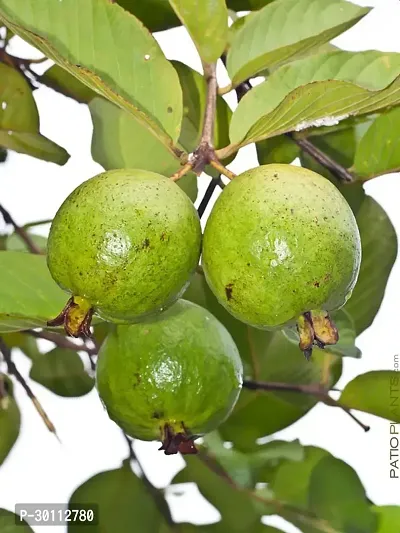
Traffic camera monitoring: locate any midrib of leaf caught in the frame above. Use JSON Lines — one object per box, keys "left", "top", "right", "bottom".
{"left": 0, "top": 14, "right": 185, "bottom": 163}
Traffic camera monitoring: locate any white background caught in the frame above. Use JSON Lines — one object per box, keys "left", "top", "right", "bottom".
{"left": 0, "top": 1, "right": 399, "bottom": 531}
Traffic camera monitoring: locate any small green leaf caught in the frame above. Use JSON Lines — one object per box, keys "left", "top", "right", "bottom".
{"left": 173, "top": 61, "right": 232, "bottom": 153}
{"left": 173, "top": 455, "right": 262, "bottom": 531}
{"left": 352, "top": 106, "right": 400, "bottom": 179}
{"left": 6, "top": 232, "right": 47, "bottom": 253}
{"left": 0, "top": 508, "right": 34, "bottom": 533}
{"left": 116, "top": 0, "right": 180, "bottom": 32}
{"left": 340, "top": 371, "right": 400, "bottom": 423}
{"left": 0, "top": 0, "right": 183, "bottom": 155}
{"left": 373, "top": 506, "right": 400, "bottom": 533}
{"left": 256, "top": 135, "right": 300, "bottom": 165}
{"left": 68, "top": 462, "right": 164, "bottom": 533}
{"left": 89, "top": 97, "right": 197, "bottom": 202}
{"left": 1, "top": 332, "right": 41, "bottom": 360}
{"left": 0, "top": 375, "right": 20, "bottom": 466}
{"left": 40, "top": 64, "right": 96, "bottom": 104}
{"left": 0, "top": 63, "right": 69, "bottom": 164}
{"left": 227, "top": 0, "right": 369, "bottom": 84}
{"left": 0, "top": 251, "right": 66, "bottom": 333}
{"left": 30, "top": 348, "right": 94, "bottom": 397}
{"left": 230, "top": 51, "right": 400, "bottom": 146}
{"left": 308, "top": 456, "right": 378, "bottom": 533}
{"left": 168, "top": 0, "right": 228, "bottom": 63}
{"left": 344, "top": 195, "right": 397, "bottom": 334}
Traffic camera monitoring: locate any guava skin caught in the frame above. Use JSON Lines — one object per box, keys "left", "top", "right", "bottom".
{"left": 47, "top": 169, "right": 202, "bottom": 325}
{"left": 202, "top": 164, "right": 361, "bottom": 330}
{"left": 96, "top": 299, "right": 243, "bottom": 452}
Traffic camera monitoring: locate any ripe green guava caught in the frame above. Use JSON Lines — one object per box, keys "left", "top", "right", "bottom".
{"left": 202, "top": 164, "right": 361, "bottom": 358}
{"left": 96, "top": 299, "right": 243, "bottom": 454}
{"left": 47, "top": 169, "right": 202, "bottom": 337}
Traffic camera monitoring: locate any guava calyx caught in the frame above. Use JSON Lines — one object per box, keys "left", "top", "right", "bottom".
{"left": 158, "top": 423, "right": 198, "bottom": 455}
{"left": 297, "top": 310, "right": 339, "bottom": 360}
{"left": 47, "top": 296, "right": 94, "bottom": 338}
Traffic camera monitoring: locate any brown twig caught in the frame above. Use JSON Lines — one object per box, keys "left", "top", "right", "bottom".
{"left": 0, "top": 204, "right": 43, "bottom": 254}
{"left": 0, "top": 337, "right": 60, "bottom": 439}
{"left": 209, "top": 159, "right": 236, "bottom": 180}
{"left": 243, "top": 379, "right": 370, "bottom": 432}
{"left": 26, "top": 330, "right": 98, "bottom": 356}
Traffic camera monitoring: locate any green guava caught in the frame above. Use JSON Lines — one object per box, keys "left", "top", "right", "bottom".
{"left": 47, "top": 169, "right": 202, "bottom": 337}
{"left": 96, "top": 299, "right": 243, "bottom": 454}
{"left": 202, "top": 164, "right": 361, "bottom": 357}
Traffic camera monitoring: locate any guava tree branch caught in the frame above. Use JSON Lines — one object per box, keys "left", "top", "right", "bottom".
{"left": 243, "top": 379, "right": 370, "bottom": 432}
{"left": 26, "top": 329, "right": 98, "bottom": 356}
{"left": 0, "top": 204, "right": 43, "bottom": 254}
{"left": 198, "top": 176, "right": 224, "bottom": 218}
{"left": 225, "top": 74, "right": 354, "bottom": 183}
{"left": 0, "top": 337, "right": 59, "bottom": 439}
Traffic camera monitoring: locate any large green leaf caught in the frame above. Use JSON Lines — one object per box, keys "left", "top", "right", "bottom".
{"left": 0, "top": 0, "right": 183, "bottom": 156}
{"left": 308, "top": 456, "right": 377, "bottom": 532}
{"left": 0, "top": 375, "right": 20, "bottom": 466}
{"left": 5, "top": 232, "right": 47, "bottom": 253}
{"left": 256, "top": 135, "right": 300, "bottom": 165}
{"left": 230, "top": 51, "right": 400, "bottom": 146}
{"left": 0, "top": 509, "right": 34, "bottom": 533}
{"left": 89, "top": 97, "right": 197, "bottom": 202}
{"left": 0, "top": 63, "right": 69, "bottom": 164}
{"left": 340, "top": 371, "right": 400, "bottom": 423}
{"left": 226, "top": 0, "right": 369, "bottom": 84}
{"left": 0, "top": 251, "right": 66, "bottom": 332}
{"left": 352, "top": 106, "right": 400, "bottom": 179}
{"left": 173, "top": 455, "right": 264, "bottom": 531}
{"left": 168, "top": 0, "right": 228, "bottom": 62}
{"left": 29, "top": 348, "right": 94, "bottom": 397}
{"left": 68, "top": 461, "right": 164, "bottom": 532}
{"left": 373, "top": 506, "right": 400, "bottom": 533}
{"left": 184, "top": 273, "right": 342, "bottom": 449}
{"left": 344, "top": 195, "right": 397, "bottom": 334}
{"left": 40, "top": 64, "right": 96, "bottom": 104}
{"left": 173, "top": 61, "right": 232, "bottom": 153}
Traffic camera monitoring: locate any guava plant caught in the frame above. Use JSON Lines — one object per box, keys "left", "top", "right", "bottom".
{"left": 0, "top": 0, "right": 399, "bottom": 532}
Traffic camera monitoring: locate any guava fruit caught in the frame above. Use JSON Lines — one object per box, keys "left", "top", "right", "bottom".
{"left": 47, "top": 169, "right": 201, "bottom": 337}
{"left": 202, "top": 164, "right": 361, "bottom": 358}
{"left": 96, "top": 299, "right": 243, "bottom": 454}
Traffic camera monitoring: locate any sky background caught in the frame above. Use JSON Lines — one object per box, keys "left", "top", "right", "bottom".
{"left": 0, "top": 1, "right": 399, "bottom": 531}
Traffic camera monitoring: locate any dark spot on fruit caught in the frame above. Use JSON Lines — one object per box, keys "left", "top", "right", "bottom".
{"left": 225, "top": 283, "right": 234, "bottom": 300}
{"left": 324, "top": 273, "right": 332, "bottom": 282}
{"left": 160, "top": 232, "right": 166, "bottom": 241}
{"left": 142, "top": 238, "right": 150, "bottom": 248}
{"left": 290, "top": 208, "right": 294, "bottom": 214}
{"left": 133, "top": 373, "right": 141, "bottom": 387}
{"left": 167, "top": 106, "right": 173, "bottom": 113}
{"left": 247, "top": 263, "right": 251, "bottom": 267}
{"left": 273, "top": 173, "right": 278, "bottom": 177}
{"left": 79, "top": 272, "right": 83, "bottom": 276}
{"left": 152, "top": 410, "right": 164, "bottom": 419}
{"left": 314, "top": 281, "right": 320, "bottom": 288}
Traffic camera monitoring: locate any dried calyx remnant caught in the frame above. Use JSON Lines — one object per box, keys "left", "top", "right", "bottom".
{"left": 297, "top": 310, "right": 339, "bottom": 360}
{"left": 159, "top": 423, "right": 198, "bottom": 455}
{"left": 47, "top": 296, "right": 93, "bottom": 338}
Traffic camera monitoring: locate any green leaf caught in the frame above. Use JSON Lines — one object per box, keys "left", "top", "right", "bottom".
{"left": 270, "top": 446, "right": 331, "bottom": 508}
{"left": 173, "top": 61, "right": 232, "bottom": 153}
{"left": 0, "top": 375, "right": 20, "bottom": 466}
{"left": 173, "top": 455, "right": 263, "bottom": 531}
{"left": 0, "top": 63, "right": 69, "bottom": 164}
{"left": 0, "top": 0, "right": 183, "bottom": 156}
{"left": 116, "top": 0, "right": 180, "bottom": 32}
{"left": 0, "top": 251, "right": 66, "bottom": 332}
{"left": 227, "top": 0, "right": 276, "bottom": 9}
{"left": 344, "top": 195, "right": 397, "bottom": 334}
{"left": 184, "top": 273, "right": 342, "bottom": 449}
{"left": 29, "top": 348, "right": 94, "bottom": 397}
{"left": 226, "top": 0, "right": 369, "bottom": 84}
{"left": 1, "top": 331, "right": 41, "bottom": 360}
{"left": 340, "top": 371, "right": 400, "bottom": 423}
{"left": 283, "top": 309, "right": 361, "bottom": 358}
{"left": 180, "top": 523, "right": 284, "bottom": 533}
{"left": 256, "top": 135, "right": 300, "bottom": 165}
{"left": 40, "top": 64, "right": 96, "bottom": 104}
{"left": 0, "top": 509, "right": 34, "bottom": 533}
{"left": 308, "top": 456, "right": 378, "bottom": 533}
{"left": 230, "top": 50, "right": 400, "bottom": 146}
{"left": 168, "top": 0, "right": 228, "bottom": 63}
{"left": 89, "top": 97, "right": 197, "bottom": 202}
{"left": 352, "top": 106, "right": 400, "bottom": 179}
{"left": 373, "top": 506, "right": 400, "bottom": 533}
{"left": 68, "top": 461, "right": 164, "bottom": 533}
{"left": 6, "top": 232, "right": 47, "bottom": 253}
